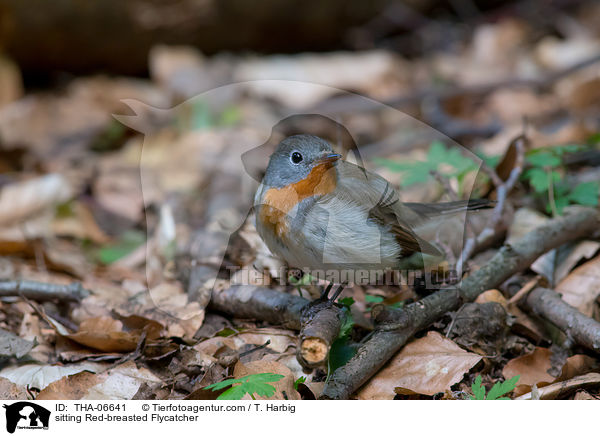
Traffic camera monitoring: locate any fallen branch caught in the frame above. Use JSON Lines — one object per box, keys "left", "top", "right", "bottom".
{"left": 297, "top": 299, "right": 343, "bottom": 368}
{"left": 0, "top": 280, "right": 89, "bottom": 302}
{"left": 208, "top": 284, "right": 344, "bottom": 367}
{"left": 320, "top": 207, "right": 599, "bottom": 400}
{"left": 520, "top": 287, "right": 600, "bottom": 354}
{"left": 208, "top": 285, "right": 308, "bottom": 330}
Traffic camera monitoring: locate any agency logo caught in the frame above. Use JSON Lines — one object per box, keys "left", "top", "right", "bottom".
{"left": 3, "top": 402, "right": 50, "bottom": 433}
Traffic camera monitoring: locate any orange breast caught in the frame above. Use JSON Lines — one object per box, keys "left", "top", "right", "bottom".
{"left": 259, "top": 163, "right": 337, "bottom": 239}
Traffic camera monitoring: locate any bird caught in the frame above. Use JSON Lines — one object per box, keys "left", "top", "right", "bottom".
{"left": 253, "top": 134, "right": 491, "bottom": 300}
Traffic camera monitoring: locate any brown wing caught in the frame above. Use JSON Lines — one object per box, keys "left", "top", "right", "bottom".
{"left": 368, "top": 192, "right": 442, "bottom": 257}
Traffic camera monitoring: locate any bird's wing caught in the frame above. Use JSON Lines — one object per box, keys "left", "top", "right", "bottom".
{"left": 335, "top": 161, "right": 442, "bottom": 257}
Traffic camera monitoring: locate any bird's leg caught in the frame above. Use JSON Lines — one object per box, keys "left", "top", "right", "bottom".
{"left": 319, "top": 282, "right": 334, "bottom": 300}
{"left": 329, "top": 283, "right": 346, "bottom": 302}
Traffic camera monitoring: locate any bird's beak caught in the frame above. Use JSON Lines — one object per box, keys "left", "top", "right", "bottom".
{"left": 317, "top": 152, "right": 342, "bottom": 165}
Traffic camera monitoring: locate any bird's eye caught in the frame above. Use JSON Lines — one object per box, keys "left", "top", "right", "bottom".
{"left": 290, "top": 151, "right": 303, "bottom": 164}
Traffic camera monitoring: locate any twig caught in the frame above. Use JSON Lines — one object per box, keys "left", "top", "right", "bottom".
{"left": 320, "top": 207, "right": 599, "bottom": 399}
{"left": 456, "top": 134, "right": 526, "bottom": 275}
{"left": 430, "top": 170, "right": 458, "bottom": 201}
{"left": 208, "top": 285, "right": 308, "bottom": 330}
{"left": 507, "top": 276, "right": 540, "bottom": 305}
{"left": 0, "top": 280, "right": 89, "bottom": 302}
{"left": 515, "top": 373, "right": 600, "bottom": 400}
{"left": 520, "top": 287, "right": 600, "bottom": 354}
{"left": 297, "top": 299, "right": 343, "bottom": 368}
{"left": 208, "top": 284, "right": 344, "bottom": 367}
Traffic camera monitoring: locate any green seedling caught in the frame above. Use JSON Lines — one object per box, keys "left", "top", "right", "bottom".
{"left": 522, "top": 144, "right": 599, "bottom": 215}
{"left": 470, "top": 375, "right": 520, "bottom": 400}
{"left": 204, "top": 373, "right": 285, "bottom": 400}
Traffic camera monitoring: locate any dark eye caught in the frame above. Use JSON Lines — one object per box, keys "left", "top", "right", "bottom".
{"left": 290, "top": 151, "right": 303, "bottom": 164}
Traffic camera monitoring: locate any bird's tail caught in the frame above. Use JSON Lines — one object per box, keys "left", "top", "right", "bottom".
{"left": 405, "top": 199, "right": 494, "bottom": 217}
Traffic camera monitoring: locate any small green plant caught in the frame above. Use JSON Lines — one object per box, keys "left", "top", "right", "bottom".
{"left": 294, "top": 376, "right": 306, "bottom": 390}
{"left": 338, "top": 297, "right": 355, "bottom": 307}
{"left": 469, "top": 375, "right": 520, "bottom": 400}
{"left": 203, "top": 373, "right": 284, "bottom": 400}
{"left": 522, "top": 144, "right": 599, "bottom": 215}
{"left": 177, "top": 100, "right": 241, "bottom": 131}
{"left": 96, "top": 230, "right": 146, "bottom": 264}
{"left": 374, "top": 140, "right": 487, "bottom": 195}
{"left": 364, "top": 294, "right": 403, "bottom": 310}
{"left": 326, "top": 308, "right": 356, "bottom": 380}
{"left": 289, "top": 273, "right": 315, "bottom": 295}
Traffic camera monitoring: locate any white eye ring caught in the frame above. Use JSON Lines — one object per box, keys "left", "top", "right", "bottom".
{"left": 290, "top": 151, "right": 303, "bottom": 165}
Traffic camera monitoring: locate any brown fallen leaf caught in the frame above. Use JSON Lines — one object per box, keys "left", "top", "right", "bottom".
{"left": 36, "top": 362, "right": 161, "bottom": 400}
{"left": 475, "top": 289, "right": 508, "bottom": 308}
{"left": 503, "top": 347, "right": 555, "bottom": 395}
{"left": 232, "top": 328, "right": 297, "bottom": 354}
{"left": 65, "top": 316, "right": 144, "bottom": 353}
{"left": 52, "top": 201, "right": 110, "bottom": 244}
{"left": 503, "top": 347, "right": 598, "bottom": 396}
{"left": 0, "top": 377, "right": 28, "bottom": 400}
{"left": 0, "top": 362, "right": 104, "bottom": 390}
{"left": 556, "top": 255, "right": 600, "bottom": 318}
{"left": 358, "top": 331, "right": 482, "bottom": 399}
{"left": 573, "top": 390, "right": 599, "bottom": 400}
{"left": 232, "top": 360, "right": 301, "bottom": 400}
{"left": 0, "top": 174, "right": 72, "bottom": 227}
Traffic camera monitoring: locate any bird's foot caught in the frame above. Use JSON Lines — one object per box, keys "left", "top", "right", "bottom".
{"left": 318, "top": 282, "right": 346, "bottom": 303}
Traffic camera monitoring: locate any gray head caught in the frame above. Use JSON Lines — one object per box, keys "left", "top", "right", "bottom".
{"left": 262, "top": 134, "right": 341, "bottom": 188}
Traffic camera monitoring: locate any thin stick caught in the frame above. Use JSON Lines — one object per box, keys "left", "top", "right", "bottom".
{"left": 0, "top": 280, "right": 89, "bottom": 302}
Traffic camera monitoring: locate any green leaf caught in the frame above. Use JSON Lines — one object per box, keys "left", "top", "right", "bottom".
{"left": 526, "top": 152, "right": 561, "bottom": 168}
{"left": 338, "top": 297, "right": 355, "bottom": 307}
{"left": 338, "top": 309, "right": 354, "bottom": 339}
{"left": 470, "top": 375, "right": 486, "bottom": 400}
{"left": 586, "top": 133, "right": 600, "bottom": 145}
{"left": 485, "top": 375, "right": 520, "bottom": 400}
{"left": 568, "top": 182, "right": 599, "bottom": 207}
{"left": 216, "top": 327, "right": 237, "bottom": 337}
{"left": 365, "top": 295, "right": 384, "bottom": 304}
{"left": 218, "top": 106, "right": 241, "bottom": 127}
{"left": 294, "top": 376, "right": 306, "bottom": 390}
{"left": 327, "top": 337, "right": 357, "bottom": 376}
{"left": 97, "top": 230, "right": 145, "bottom": 264}
{"left": 203, "top": 373, "right": 285, "bottom": 400}
{"left": 524, "top": 168, "right": 550, "bottom": 193}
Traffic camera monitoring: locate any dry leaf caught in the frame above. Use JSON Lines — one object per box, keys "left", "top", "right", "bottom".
{"left": 503, "top": 348, "right": 597, "bottom": 396}
{"left": 52, "top": 202, "right": 110, "bottom": 244}
{"left": 358, "top": 331, "right": 482, "bottom": 399}
{"left": 0, "top": 376, "right": 28, "bottom": 400}
{"left": 0, "top": 328, "right": 34, "bottom": 358}
{"left": 475, "top": 289, "right": 508, "bottom": 308}
{"left": 0, "top": 174, "right": 72, "bottom": 227}
{"left": 573, "top": 390, "right": 599, "bottom": 400}
{"left": 37, "top": 362, "right": 161, "bottom": 400}
{"left": 0, "top": 362, "right": 104, "bottom": 390}
{"left": 232, "top": 328, "right": 296, "bottom": 354}
{"left": 234, "top": 51, "right": 404, "bottom": 108}
{"left": 556, "top": 255, "right": 600, "bottom": 317}
{"left": 503, "top": 347, "right": 555, "bottom": 395}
